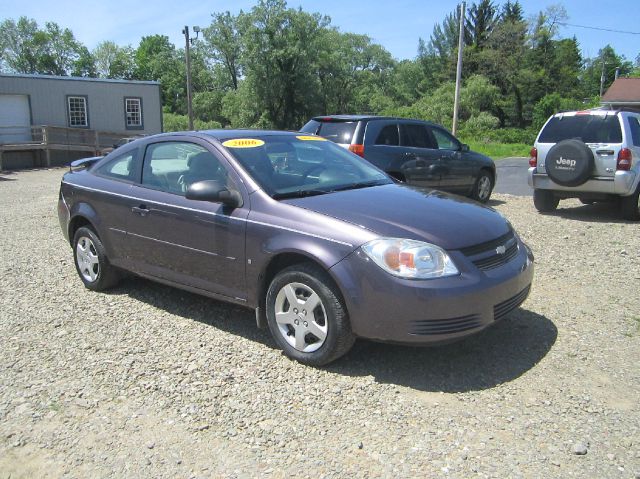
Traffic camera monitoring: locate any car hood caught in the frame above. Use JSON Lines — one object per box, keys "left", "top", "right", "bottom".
{"left": 283, "top": 184, "right": 510, "bottom": 250}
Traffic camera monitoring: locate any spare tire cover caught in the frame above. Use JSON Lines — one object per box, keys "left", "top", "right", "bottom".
{"left": 545, "top": 139, "right": 594, "bottom": 187}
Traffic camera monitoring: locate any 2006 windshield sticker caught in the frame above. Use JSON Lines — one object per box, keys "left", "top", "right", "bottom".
{"left": 296, "top": 135, "right": 327, "bottom": 141}
{"left": 222, "top": 139, "right": 265, "bottom": 148}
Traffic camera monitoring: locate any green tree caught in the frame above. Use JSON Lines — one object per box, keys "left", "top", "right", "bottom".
{"left": 465, "top": 0, "right": 498, "bottom": 49}
{"left": 581, "top": 45, "right": 633, "bottom": 98}
{"left": 0, "top": 17, "right": 52, "bottom": 73}
{"left": 133, "top": 35, "right": 185, "bottom": 113}
{"left": 237, "top": 0, "right": 329, "bottom": 129}
{"left": 93, "top": 41, "right": 134, "bottom": 79}
{"left": 202, "top": 11, "right": 242, "bottom": 90}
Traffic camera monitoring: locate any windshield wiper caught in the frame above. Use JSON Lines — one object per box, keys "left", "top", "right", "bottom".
{"left": 329, "top": 179, "right": 390, "bottom": 192}
{"left": 272, "top": 189, "right": 329, "bottom": 200}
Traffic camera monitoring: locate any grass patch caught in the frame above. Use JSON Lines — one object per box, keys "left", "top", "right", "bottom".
{"left": 462, "top": 140, "right": 531, "bottom": 160}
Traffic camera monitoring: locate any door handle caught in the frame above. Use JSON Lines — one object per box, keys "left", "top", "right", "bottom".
{"left": 131, "top": 205, "right": 149, "bottom": 216}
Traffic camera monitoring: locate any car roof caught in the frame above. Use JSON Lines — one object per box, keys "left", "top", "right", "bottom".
{"left": 137, "top": 130, "right": 302, "bottom": 142}
{"left": 310, "top": 114, "right": 437, "bottom": 125}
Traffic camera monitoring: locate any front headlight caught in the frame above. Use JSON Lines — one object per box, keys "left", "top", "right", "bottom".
{"left": 361, "top": 238, "right": 459, "bottom": 279}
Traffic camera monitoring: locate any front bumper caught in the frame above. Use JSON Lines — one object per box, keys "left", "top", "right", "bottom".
{"left": 527, "top": 167, "right": 637, "bottom": 195}
{"left": 330, "top": 238, "right": 534, "bottom": 345}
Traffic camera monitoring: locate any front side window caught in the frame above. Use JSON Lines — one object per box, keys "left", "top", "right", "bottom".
{"left": 67, "top": 96, "right": 88, "bottom": 127}
{"left": 142, "top": 142, "right": 228, "bottom": 195}
{"left": 125, "top": 97, "right": 143, "bottom": 129}
{"left": 431, "top": 128, "right": 460, "bottom": 150}
{"left": 94, "top": 149, "right": 139, "bottom": 182}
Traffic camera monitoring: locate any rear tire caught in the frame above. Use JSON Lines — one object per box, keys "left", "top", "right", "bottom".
{"left": 73, "top": 226, "right": 121, "bottom": 291}
{"left": 620, "top": 185, "right": 640, "bottom": 221}
{"left": 533, "top": 189, "right": 559, "bottom": 212}
{"left": 265, "top": 263, "right": 355, "bottom": 366}
{"left": 471, "top": 170, "right": 493, "bottom": 203}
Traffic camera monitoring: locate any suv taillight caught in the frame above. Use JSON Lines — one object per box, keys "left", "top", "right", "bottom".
{"left": 529, "top": 147, "right": 537, "bottom": 167}
{"left": 617, "top": 148, "right": 632, "bottom": 171}
{"left": 349, "top": 144, "right": 365, "bottom": 157}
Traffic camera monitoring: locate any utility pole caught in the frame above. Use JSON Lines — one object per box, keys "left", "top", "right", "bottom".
{"left": 599, "top": 59, "right": 608, "bottom": 98}
{"left": 452, "top": 2, "right": 465, "bottom": 136}
{"left": 182, "top": 25, "right": 200, "bottom": 130}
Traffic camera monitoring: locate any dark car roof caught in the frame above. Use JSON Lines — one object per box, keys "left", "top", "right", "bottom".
{"left": 310, "top": 114, "right": 438, "bottom": 126}
{"left": 143, "top": 130, "right": 300, "bottom": 142}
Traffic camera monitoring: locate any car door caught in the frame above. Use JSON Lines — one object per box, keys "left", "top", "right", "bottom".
{"left": 125, "top": 137, "right": 249, "bottom": 301}
{"left": 430, "top": 126, "right": 474, "bottom": 193}
{"left": 397, "top": 122, "right": 441, "bottom": 187}
{"left": 89, "top": 147, "right": 142, "bottom": 263}
{"left": 361, "top": 120, "right": 403, "bottom": 175}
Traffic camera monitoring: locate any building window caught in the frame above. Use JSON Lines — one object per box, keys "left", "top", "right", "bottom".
{"left": 125, "top": 97, "right": 143, "bottom": 129}
{"left": 67, "top": 96, "right": 88, "bottom": 127}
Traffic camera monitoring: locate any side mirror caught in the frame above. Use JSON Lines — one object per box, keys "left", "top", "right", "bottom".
{"left": 186, "top": 180, "right": 243, "bottom": 208}
{"left": 460, "top": 143, "right": 470, "bottom": 152}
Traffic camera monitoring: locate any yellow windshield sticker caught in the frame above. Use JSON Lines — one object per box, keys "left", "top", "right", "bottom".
{"left": 296, "top": 135, "right": 327, "bottom": 141}
{"left": 222, "top": 138, "right": 265, "bottom": 148}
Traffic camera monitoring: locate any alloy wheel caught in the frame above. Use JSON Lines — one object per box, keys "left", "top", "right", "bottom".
{"left": 76, "top": 236, "right": 100, "bottom": 283}
{"left": 274, "top": 282, "right": 328, "bottom": 353}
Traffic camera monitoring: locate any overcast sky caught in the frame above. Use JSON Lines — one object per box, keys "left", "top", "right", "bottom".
{"left": 3, "top": 0, "right": 639, "bottom": 64}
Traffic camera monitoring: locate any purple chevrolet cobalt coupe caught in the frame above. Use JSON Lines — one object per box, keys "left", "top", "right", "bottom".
{"left": 58, "top": 130, "right": 534, "bottom": 365}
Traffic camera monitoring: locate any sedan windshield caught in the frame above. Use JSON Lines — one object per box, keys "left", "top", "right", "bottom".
{"left": 220, "top": 135, "right": 391, "bottom": 198}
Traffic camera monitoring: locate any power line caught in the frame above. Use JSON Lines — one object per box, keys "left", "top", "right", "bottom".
{"left": 557, "top": 22, "right": 640, "bottom": 36}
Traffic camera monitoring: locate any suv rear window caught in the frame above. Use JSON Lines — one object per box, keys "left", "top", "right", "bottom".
{"left": 315, "top": 121, "right": 357, "bottom": 144}
{"left": 539, "top": 115, "right": 623, "bottom": 143}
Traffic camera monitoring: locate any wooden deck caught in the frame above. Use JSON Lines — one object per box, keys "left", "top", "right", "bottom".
{"left": 0, "top": 126, "right": 134, "bottom": 169}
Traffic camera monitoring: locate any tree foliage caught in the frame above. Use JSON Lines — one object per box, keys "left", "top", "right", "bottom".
{"left": 1, "top": 2, "right": 638, "bottom": 135}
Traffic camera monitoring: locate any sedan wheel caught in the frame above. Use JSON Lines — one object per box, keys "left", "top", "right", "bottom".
{"left": 76, "top": 235, "right": 100, "bottom": 283}
{"left": 266, "top": 263, "right": 355, "bottom": 366}
{"left": 274, "top": 282, "right": 327, "bottom": 353}
{"left": 72, "top": 226, "right": 120, "bottom": 291}
{"left": 472, "top": 172, "right": 493, "bottom": 203}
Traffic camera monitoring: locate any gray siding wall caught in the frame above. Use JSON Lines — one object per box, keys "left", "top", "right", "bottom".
{"left": 0, "top": 75, "right": 162, "bottom": 135}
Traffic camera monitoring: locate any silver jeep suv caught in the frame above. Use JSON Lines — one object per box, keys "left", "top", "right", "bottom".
{"left": 528, "top": 108, "right": 640, "bottom": 220}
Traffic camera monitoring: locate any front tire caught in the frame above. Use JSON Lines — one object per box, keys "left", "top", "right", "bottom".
{"left": 471, "top": 171, "right": 493, "bottom": 203}
{"left": 73, "top": 226, "right": 121, "bottom": 291}
{"left": 620, "top": 185, "right": 640, "bottom": 221}
{"left": 265, "top": 263, "right": 355, "bottom": 366}
{"left": 533, "top": 189, "right": 559, "bottom": 212}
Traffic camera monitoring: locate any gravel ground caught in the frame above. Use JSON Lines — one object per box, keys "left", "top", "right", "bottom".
{"left": 1, "top": 168, "right": 639, "bottom": 478}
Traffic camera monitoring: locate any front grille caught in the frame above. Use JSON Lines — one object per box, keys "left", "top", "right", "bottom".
{"left": 459, "top": 229, "right": 514, "bottom": 256}
{"left": 409, "top": 314, "right": 483, "bottom": 336}
{"left": 458, "top": 229, "right": 519, "bottom": 272}
{"left": 472, "top": 242, "right": 519, "bottom": 270}
{"left": 493, "top": 286, "right": 531, "bottom": 322}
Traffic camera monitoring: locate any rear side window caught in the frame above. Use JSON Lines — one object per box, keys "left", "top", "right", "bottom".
{"left": 375, "top": 124, "right": 399, "bottom": 146}
{"left": 401, "top": 124, "right": 435, "bottom": 149}
{"left": 539, "top": 115, "right": 623, "bottom": 143}
{"left": 628, "top": 117, "right": 640, "bottom": 147}
{"left": 316, "top": 121, "right": 357, "bottom": 144}
{"left": 94, "top": 149, "right": 138, "bottom": 182}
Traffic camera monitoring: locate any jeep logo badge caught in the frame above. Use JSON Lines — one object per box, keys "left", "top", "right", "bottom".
{"left": 556, "top": 156, "right": 577, "bottom": 169}
{"left": 496, "top": 245, "right": 506, "bottom": 255}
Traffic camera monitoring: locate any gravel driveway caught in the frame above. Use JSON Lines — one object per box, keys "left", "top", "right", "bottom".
{"left": 1, "top": 168, "right": 639, "bottom": 478}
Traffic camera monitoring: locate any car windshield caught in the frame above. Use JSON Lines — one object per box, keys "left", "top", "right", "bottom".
{"left": 538, "top": 115, "right": 622, "bottom": 143}
{"left": 221, "top": 135, "right": 391, "bottom": 199}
